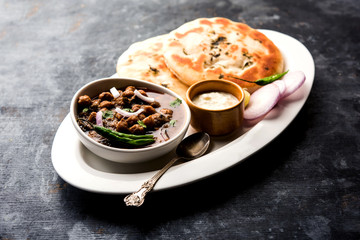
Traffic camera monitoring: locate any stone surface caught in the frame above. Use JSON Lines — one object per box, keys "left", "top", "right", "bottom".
{"left": 0, "top": 0, "right": 359, "bottom": 239}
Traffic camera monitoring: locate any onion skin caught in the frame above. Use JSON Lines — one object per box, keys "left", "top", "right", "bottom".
{"left": 243, "top": 70, "right": 306, "bottom": 120}
{"left": 134, "top": 90, "right": 155, "bottom": 103}
{"left": 110, "top": 87, "right": 120, "bottom": 98}
{"left": 115, "top": 107, "right": 144, "bottom": 117}
{"left": 273, "top": 80, "right": 286, "bottom": 97}
{"left": 281, "top": 71, "right": 306, "bottom": 98}
{"left": 96, "top": 111, "right": 103, "bottom": 126}
{"left": 244, "top": 84, "right": 281, "bottom": 120}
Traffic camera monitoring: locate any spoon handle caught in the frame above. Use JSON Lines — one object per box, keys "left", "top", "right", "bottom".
{"left": 124, "top": 156, "right": 181, "bottom": 207}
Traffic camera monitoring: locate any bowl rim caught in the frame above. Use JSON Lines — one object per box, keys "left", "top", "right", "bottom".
{"left": 70, "top": 77, "right": 191, "bottom": 153}
{"left": 186, "top": 79, "right": 245, "bottom": 112}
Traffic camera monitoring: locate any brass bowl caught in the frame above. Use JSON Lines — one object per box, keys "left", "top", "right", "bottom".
{"left": 186, "top": 80, "right": 245, "bottom": 136}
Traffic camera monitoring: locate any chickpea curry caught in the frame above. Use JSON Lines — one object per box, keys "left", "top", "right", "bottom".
{"left": 76, "top": 85, "right": 186, "bottom": 148}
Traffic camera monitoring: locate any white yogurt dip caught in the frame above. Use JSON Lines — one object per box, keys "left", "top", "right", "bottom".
{"left": 192, "top": 91, "right": 239, "bottom": 110}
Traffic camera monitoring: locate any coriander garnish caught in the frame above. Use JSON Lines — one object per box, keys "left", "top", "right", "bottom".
{"left": 170, "top": 98, "right": 182, "bottom": 108}
{"left": 102, "top": 110, "right": 114, "bottom": 119}
{"left": 137, "top": 120, "right": 147, "bottom": 128}
{"left": 169, "top": 119, "right": 176, "bottom": 127}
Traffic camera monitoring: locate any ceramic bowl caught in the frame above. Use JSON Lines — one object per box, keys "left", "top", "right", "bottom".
{"left": 186, "top": 80, "right": 245, "bottom": 136}
{"left": 70, "top": 77, "right": 191, "bottom": 163}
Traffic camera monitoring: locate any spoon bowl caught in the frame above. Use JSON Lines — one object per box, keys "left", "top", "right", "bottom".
{"left": 176, "top": 132, "right": 210, "bottom": 159}
{"left": 124, "top": 132, "right": 210, "bottom": 207}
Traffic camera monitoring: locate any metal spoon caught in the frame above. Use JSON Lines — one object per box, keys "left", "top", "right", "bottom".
{"left": 124, "top": 132, "right": 210, "bottom": 207}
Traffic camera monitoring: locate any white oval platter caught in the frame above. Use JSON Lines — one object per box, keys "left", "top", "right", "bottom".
{"left": 51, "top": 30, "right": 315, "bottom": 194}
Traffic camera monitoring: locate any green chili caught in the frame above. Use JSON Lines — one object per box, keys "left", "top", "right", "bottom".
{"left": 93, "top": 125, "right": 153, "bottom": 139}
{"left": 126, "top": 138, "right": 156, "bottom": 146}
{"left": 255, "top": 70, "right": 289, "bottom": 86}
{"left": 78, "top": 119, "right": 155, "bottom": 146}
{"left": 93, "top": 125, "right": 155, "bottom": 146}
{"left": 226, "top": 70, "right": 289, "bottom": 86}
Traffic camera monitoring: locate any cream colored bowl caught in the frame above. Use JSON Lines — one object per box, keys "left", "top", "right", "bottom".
{"left": 70, "top": 77, "right": 191, "bottom": 163}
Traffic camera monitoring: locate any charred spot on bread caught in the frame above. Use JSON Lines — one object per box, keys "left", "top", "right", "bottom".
{"left": 149, "top": 66, "right": 159, "bottom": 75}
{"left": 211, "top": 36, "right": 227, "bottom": 48}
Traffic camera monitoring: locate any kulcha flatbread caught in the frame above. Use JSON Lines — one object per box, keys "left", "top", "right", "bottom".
{"left": 163, "top": 17, "right": 284, "bottom": 93}
{"left": 116, "top": 35, "right": 189, "bottom": 99}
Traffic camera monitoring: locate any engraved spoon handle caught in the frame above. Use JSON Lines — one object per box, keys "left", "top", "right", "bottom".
{"left": 124, "top": 156, "right": 181, "bottom": 207}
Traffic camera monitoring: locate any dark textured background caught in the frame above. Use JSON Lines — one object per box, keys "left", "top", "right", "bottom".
{"left": 1, "top": 0, "right": 359, "bottom": 239}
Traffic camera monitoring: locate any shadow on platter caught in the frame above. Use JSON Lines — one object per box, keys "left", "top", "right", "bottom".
{"left": 57, "top": 133, "right": 292, "bottom": 225}
{"left": 79, "top": 141, "right": 178, "bottom": 174}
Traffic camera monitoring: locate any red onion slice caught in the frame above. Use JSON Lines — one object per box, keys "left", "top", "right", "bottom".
{"left": 134, "top": 90, "right": 154, "bottom": 103}
{"left": 110, "top": 87, "right": 120, "bottom": 98}
{"left": 281, "top": 71, "right": 306, "bottom": 98}
{"left": 244, "top": 83, "right": 281, "bottom": 120}
{"left": 96, "top": 111, "right": 103, "bottom": 126}
{"left": 273, "top": 80, "right": 286, "bottom": 97}
{"left": 115, "top": 107, "right": 144, "bottom": 117}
